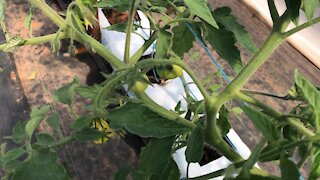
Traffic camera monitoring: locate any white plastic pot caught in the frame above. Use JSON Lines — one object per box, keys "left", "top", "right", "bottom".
{"left": 98, "top": 8, "right": 252, "bottom": 179}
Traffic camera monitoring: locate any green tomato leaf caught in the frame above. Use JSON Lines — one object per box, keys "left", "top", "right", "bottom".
{"left": 156, "top": 29, "right": 171, "bottom": 58}
{"left": 280, "top": 153, "right": 302, "bottom": 180}
{"left": 34, "top": 133, "right": 56, "bottom": 147}
{"left": 172, "top": 23, "right": 195, "bottom": 57}
{"left": 11, "top": 121, "right": 27, "bottom": 144}
{"left": 73, "top": 128, "right": 105, "bottom": 142}
{"left": 213, "top": 7, "right": 257, "bottom": 53}
{"left": 183, "top": 0, "right": 218, "bottom": 28}
{"left": 294, "top": 70, "right": 320, "bottom": 130}
{"left": 25, "top": 106, "right": 50, "bottom": 141}
{"left": 159, "top": 158, "right": 180, "bottom": 180}
{"left": 0, "top": 147, "right": 26, "bottom": 164}
{"left": 96, "top": 0, "right": 139, "bottom": 12}
{"left": 71, "top": 116, "right": 94, "bottom": 130}
{"left": 76, "top": 85, "right": 101, "bottom": 99}
{"left": 12, "top": 149, "right": 70, "bottom": 180}
{"left": 217, "top": 106, "right": 231, "bottom": 137}
{"left": 310, "top": 149, "right": 320, "bottom": 179}
{"left": 242, "top": 106, "right": 279, "bottom": 143}
{"left": 25, "top": 8, "right": 33, "bottom": 31}
{"left": 204, "top": 23, "right": 242, "bottom": 74}
{"left": 46, "top": 112, "right": 61, "bottom": 133}
{"left": 302, "top": 0, "right": 319, "bottom": 21}
{"left": 108, "top": 101, "right": 192, "bottom": 138}
{"left": 53, "top": 77, "right": 80, "bottom": 105}
{"left": 2, "top": 35, "right": 26, "bottom": 52}
{"left": 186, "top": 125, "right": 204, "bottom": 163}
{"left": 115, "top": 165, "right": 131, "bottom": 180}
{"left": 138, "top": 137, "right": 175, "bottom": 175}
{"left": 285, "top": 0, "right": 301, "bottom": 26}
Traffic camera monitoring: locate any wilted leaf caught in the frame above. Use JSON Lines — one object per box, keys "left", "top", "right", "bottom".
{"left": 186, "top": 125, "right": 204, "bottom": 163}
{"left": 25, "top": 8, "right": 33, "bottom": 31}
{"left": 184, "top": 0, "right": 218, "bottom": 28}
{"left": 213, "top": 7, "right": 257, "bottom": 53}
{"left": 108, "top": 101, "right": 192, "bottom": 138}
{"left": 27, "top": 71, "right": 37, "bottom": 80}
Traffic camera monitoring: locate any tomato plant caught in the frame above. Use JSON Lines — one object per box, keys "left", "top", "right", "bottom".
{"left": 0, "top": 0, "right": 320, "bottom": 179}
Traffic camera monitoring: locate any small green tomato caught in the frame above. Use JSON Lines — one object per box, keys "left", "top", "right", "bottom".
{"left": 156, "top": 65, "right": 183, "bottom": 80}
{"left": 131, "top": 75, "right": 148, "bottom": 92}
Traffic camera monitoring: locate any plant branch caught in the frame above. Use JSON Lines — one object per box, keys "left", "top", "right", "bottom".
{"left": 267, "top": 0, "right": 279, "bottom": 22}
{"left": 0, "top": 32, "right": 67, "bottom": 50}
{"left": 29, "top": 0, "right": 125, "bottom": 69}
{"left": 124, "top": 0, "right": 137, "bottom": 63}
{"left": 129, "top": 32, "right": 157, "bottom": 65}
{"left": 137, "top": 92, "right": 196, "bottom": 129}
{"left": 260, "top": 133, "right": 320, "bottom": 161}
{"left": 135, "top": 58, "right": 211, "bottom": 101}
{"left": 29, "top": 0, "right": 64, "bottom": 27}
{"left": 236, "top": 92, "right": 315, "bottom": 137}
{"left": 283, "top": 17, "right": 320, "bottom": 38}
{"left": 241, "top": 89, "right": 290, "bottom": 100}
{"left": 50, "top": 136, "right": 75, "bottom": 149}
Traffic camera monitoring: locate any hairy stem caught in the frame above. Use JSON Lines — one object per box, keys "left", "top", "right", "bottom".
{"left": 0, "top": 32, "right": 67, "bottom": 50}
{"left": 137, "top": 92, "right": 196, "bottom": 129}
{"left": 129, "top": 32, "right": 157, "bottom": 65}
{"left": 124, "top": 0, "right": 137, "bottom": 63}
{"left": 283, "top": 17, "right": 320, "bottom": 38}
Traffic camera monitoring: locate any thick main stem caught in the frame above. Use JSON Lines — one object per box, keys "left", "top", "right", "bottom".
{"left": 124, "top": 0, "right": 137, "bottom": 63}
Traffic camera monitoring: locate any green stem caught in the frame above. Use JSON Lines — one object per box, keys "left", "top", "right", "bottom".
{"left": 283, "top": 17, "right": 320, "bottom": 38}
{"left": 29, "top": 0, "right": 64, "bottom": 27}
{"left": 236, "top": 92, "right": 315, "bottom": 137}
{"left": 137, "top": 92, "right": 196, "bottom": 129}
{"left": 50, "top": 136, "right": 75, "bottom": 149}
{"left": 129, "top": 32, "right": 157, "bottom": 66}
{"left": 0, "top": 32, "right": 67, "bottom": 50}
{"left": 124, "top": 0, "right": 137, "bottom": 63}
{"left": 205, "top": 99, "right": 244, "bottom": 162}
{"left": 135, "top": 58, "right": 210, "bottom": 101}
{"left": 29, "top": 0, "right": 125, "bottom": 69}
{"left": 222, "top": 31, "right": 284, "bottom": 94}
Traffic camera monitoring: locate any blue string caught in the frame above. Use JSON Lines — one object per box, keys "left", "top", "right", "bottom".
{"left": 185, "top": 22, "right": 239, "bottom": 151}
{"left": 185, "top": 23, "right": 231, "bottom": 83}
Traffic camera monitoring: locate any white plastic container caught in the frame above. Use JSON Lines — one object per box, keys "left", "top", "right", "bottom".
{"left": 98, "top": 8, "right": 252, "bottom": 179}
